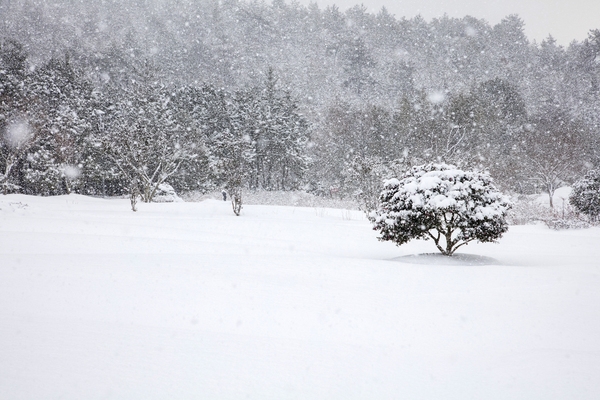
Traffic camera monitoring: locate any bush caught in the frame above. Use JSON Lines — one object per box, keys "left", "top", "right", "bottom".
{"left": 570, "top": 170, "right": 600, "bottom": 221}
{"left": 370, "top": 163, "right": 512, "bottom": 256}
{"left": 507, "top": 193, "right": 590, "bottom": 230}
{"left": 152, "top": 183, "right": 183, "bottom": 203}
{"left": 544, "top": 217, "right": 591, "bottom": 230}
{"left": 506, "top": 195, "right": 553, "bottom": 225}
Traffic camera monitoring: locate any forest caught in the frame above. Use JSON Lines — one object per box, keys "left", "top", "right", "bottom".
{"left": 1, "top": 0, "right": 599, "bottom": 205}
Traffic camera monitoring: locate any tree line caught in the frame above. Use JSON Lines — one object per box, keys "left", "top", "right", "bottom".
{"left": 1, "top": 0, "right": 599, "bottom": 205}
{"left": 316, "top": 79, "right": 596, "bottom": 209}
{"left": 0, "top": 40, "right": 309, "bottom": 198}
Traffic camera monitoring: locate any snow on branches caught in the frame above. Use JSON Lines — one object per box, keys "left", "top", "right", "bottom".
{"left": 570, "top": 170, "right": 600, "bottom": 221}
{"left": 97, "top": 83, "right": 198, "bottom": 203}
{"left": 370, "top": 163, "right": 512, "bottom": 256}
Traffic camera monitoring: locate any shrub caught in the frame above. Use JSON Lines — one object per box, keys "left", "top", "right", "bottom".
{"left": 370, "top": 163, "right": 512, "bottom": 256}
{"left": 570, "top": 170, "right": 600, "bottom": 221}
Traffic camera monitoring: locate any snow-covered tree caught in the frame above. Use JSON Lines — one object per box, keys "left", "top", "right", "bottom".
{"left": 237, "top": 69, "right": 310, "bottom": 191}
{"left": 209, "top": 93, "right": 253, "bottom": 216}
{"left": 517, "top": 110, "right": 589, "bottom": 207}
{"left": 216, "top": 130, "right": 250, "bottom": 216}
{"left": 370, "top": 163, "right": 512, "bottom": 256}
{"left": 98, "top": 77, "right": 198, "bottom": 203}
{"left": 167, "top": 85, "right": 222, "bottom": 193}
{"left": 341, "top": 35, "right": 376, "bottom": 97}
{"left": 577, "top": 29, "right": 600, "bottom": 93}
{"left": 0, "top": 39, "right": 30, "bottom": 194}
{"left": 570, "top": 170, "right": 600, "bottom": 221}
{"left": 345, "top": 155, "right": 404, "bottom": 212}
{"left": 21, "top": 55, "right": 94, "bottom": 195}
{"left": 0, "top": 119, "right": 34, "bottom": 194}
{"left": 2, "top": 1, "right": 600, "bottom": 202}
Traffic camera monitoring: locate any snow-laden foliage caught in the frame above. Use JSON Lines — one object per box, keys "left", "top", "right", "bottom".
{"left": 570, "top": 170, "right": 600, "bottom": 221}
{"left": 344, "top": 156, "right": 405, "bottom": 212}
{"left": 1, "top": 7, "right": 599, "bottom": 206}
{"left": 97, "top": 80, "right": 199, "bottom": 203}
{"left": 370, "top": 163, "right": 512, "bottom": 256}
{"left": 152, "top": 183, "right": 182, "bottom": 203}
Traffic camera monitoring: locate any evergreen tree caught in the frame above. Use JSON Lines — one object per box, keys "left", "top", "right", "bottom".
{"left": 370, "top": 163, "right": 512, "bottom": 256}
{"left": 341, "top": 36, "right": 376, "bottom": 97}
{"left": 22, "top": 55, "right": 94, "bottom": 195}
{"left": 98, "top": 73, "right": 198, "bottom": 202}
{"left": 0, "top": 38, "right": 30, "bottom": 193}
{"left": 239, "top": 69, "right": 310, "bottom": 191}
{"left": 570, "top": 170, "right": 600, "bottom": 221}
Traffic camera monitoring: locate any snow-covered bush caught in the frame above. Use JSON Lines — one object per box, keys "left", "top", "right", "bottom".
{"left": 544, "top": 217, "right": 591, "bottom": 230}
{"left": 152, "top": 183, "right": 182, "bottom": 203}
{"left": 570, "top": 170, "right": 600, "bottom": 221}
{"left": 182, "top": 189, "right": 359, "bottom": 209}
{"left": 370, "top": 163, "right": 512, "bottom": 256}
{"left": 507, "top": 191, "right": 590, "bottom": 230}
{"left": 506, "top": 195, "right": 552, "bottom": 225}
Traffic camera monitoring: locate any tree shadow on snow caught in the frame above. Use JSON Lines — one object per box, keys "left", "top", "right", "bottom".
{"left": 391, "top": 253, "right": 501, "bottom": 266}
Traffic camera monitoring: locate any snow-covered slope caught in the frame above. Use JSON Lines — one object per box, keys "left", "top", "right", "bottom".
{"left": 1, "top": 194, "right": 599, "bottom": 399}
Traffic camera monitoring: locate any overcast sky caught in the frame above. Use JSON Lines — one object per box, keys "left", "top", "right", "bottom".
{"left": 296, "top": 0, "right": 599, "bottom": 45}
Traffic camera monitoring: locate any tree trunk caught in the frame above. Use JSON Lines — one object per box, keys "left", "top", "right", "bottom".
{"left": 231, "top": 189, "right": 242, "bottom": 216}
{"left": 548, "top": 186, "right": 554, "bottom": 209}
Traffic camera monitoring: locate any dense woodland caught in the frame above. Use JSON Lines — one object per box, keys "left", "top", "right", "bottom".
{"left": 1, "top": 0, "right": 599, "bottom": 204}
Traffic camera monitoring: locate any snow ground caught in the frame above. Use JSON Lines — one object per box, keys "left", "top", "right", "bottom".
{"left": 1, "top": 194, "right": 599, "bottom": 399}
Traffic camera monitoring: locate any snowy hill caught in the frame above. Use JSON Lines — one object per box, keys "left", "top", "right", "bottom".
{"left": 1, "top": 194, "right": 600, "bottom": 399}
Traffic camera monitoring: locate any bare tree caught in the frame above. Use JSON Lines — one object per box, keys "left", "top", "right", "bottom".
{"left": 129, "top": 178, "right": 140, "bottom": 212}
{"left": 518, "top": 112, "right": 589, "bottom": 208}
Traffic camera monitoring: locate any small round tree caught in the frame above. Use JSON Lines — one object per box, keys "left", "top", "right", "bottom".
{"left": 570, "top": 170, "right": 600, "bottom": 222}
{"left": 370, "top": 163, "right": 512, "bottom": 256}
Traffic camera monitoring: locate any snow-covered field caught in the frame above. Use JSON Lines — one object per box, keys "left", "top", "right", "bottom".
{"left": 1, "top": 194, "right": 599, "bottom": 399}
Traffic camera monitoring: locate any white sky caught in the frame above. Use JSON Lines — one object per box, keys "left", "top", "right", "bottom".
{"left": 296, "top": 0, "right": 599, "bottom": 45}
